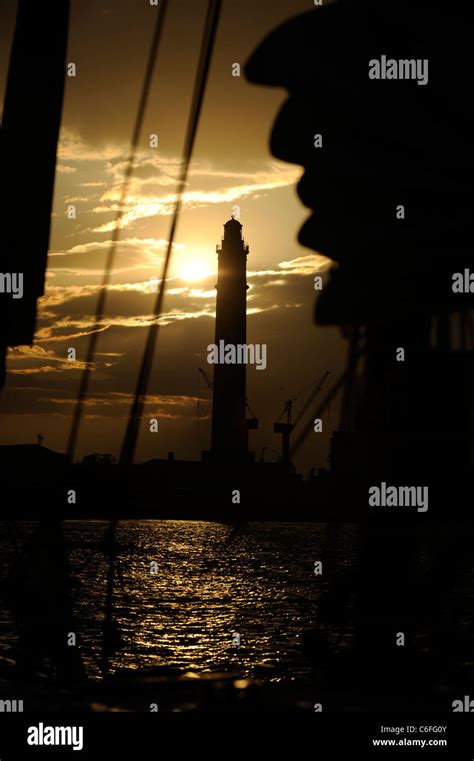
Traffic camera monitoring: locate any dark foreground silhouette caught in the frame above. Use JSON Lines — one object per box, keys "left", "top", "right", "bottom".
{"left": 245, "top": 0, "right": 474, "bottom": 709}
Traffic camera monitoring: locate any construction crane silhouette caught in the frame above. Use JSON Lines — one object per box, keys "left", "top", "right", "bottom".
{"left": 274, "top": 371, "right": 330, "bottom": 465}
{"left": 198, "top": 367, "right": 258, "bottom": 429}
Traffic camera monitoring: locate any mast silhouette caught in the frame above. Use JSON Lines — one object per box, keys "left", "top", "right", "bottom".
{"left": 0, "top": 0, "right": 70, "bottom": 388}
{"left": 0, "top": 0, "right": 87, "bottom": 685}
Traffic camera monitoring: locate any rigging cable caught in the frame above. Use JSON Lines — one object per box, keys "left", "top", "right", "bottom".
{"left": 119, "top": 0, "right": 222, "bottom": 467}
{"left": 66, "top": 0, "right": 170, "bottom": 461}
{"left": 100, "top": 0, "right": 222, "bottom": 678}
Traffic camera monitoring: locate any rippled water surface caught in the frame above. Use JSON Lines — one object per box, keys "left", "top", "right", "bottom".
{"left": 0, "top": 521, "right": 357, "bottom": 682}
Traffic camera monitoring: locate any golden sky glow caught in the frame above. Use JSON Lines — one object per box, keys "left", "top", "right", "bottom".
{"left": 0, "top": 0, "right": 344, "bottom": 471}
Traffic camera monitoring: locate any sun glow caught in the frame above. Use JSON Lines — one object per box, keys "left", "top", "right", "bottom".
{"left": 176, "top": 254, "right": 214, "bottom": 283}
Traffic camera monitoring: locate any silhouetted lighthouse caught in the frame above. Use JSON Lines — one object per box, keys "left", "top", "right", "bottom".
{"left": 210, "top": 218, "right": 256, "bottom": 460}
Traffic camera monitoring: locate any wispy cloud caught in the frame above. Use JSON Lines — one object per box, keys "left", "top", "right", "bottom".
{"left": 57, "top": 131, "right": 125, "bottom": 162}
{"left": 7, "top": 345, "right": 89, "bottom": 374}
{"left": 43, "top": 391, "right": 205, "bottom": 420}
{"left": 249, "top": 253, "right": 331, "bottom": 279}
{"left": 50, "top": 238, "right": 181, "bottom": 257}
{"left": 92, "top": 177, "right": 299, "bottom": 233}
{"left": 278, "top": 254, "right": 331, "bottom": 274}
{"left": 55, "top": 131, "right": 300, "bottom": 233}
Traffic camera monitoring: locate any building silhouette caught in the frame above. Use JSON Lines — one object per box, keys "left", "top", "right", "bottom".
{"left": 209, "top": 218, "right": 257, "bottom": 460}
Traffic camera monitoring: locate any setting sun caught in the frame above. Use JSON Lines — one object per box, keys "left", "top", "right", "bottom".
{"left": 176, "top": 254, "right": 214, "bottom": 283}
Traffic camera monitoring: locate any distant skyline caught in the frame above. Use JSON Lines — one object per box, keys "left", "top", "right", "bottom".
{"left": 0, "top": 0, "right": 344, "bottom": 471}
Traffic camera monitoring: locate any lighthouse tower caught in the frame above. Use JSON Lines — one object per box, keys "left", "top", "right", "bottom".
{"left": 210, "top": 218, "right": 256, "bottom": 460}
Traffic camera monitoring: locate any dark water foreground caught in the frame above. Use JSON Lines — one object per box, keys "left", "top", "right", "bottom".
{"left": 0, "top": 520, "right": 473, "bottom": 712}
{"left": 0, "top": 522, "right": 356, "bottom": 682}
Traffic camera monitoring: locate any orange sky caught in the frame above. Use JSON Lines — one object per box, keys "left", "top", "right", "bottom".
{"left": 0, "top": 0, "right": 345, "bottom": 472}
